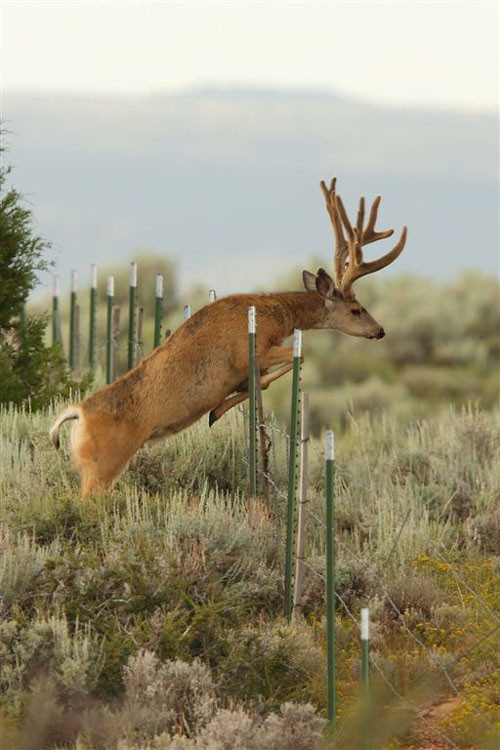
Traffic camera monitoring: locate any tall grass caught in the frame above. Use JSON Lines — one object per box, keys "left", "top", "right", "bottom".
{"left": 0, "top": 400, "right": 498, "bottom": 748}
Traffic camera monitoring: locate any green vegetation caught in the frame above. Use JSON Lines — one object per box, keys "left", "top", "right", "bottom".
{"left": 5, "top": 233, "right": 499, "bottom": 746}
{"left": 0, "top": 400, "right": 498, "bottom": 748}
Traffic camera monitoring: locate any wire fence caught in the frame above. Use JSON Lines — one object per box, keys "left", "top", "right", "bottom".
{"left": 238, "top": 404, "right": 498, "bottom": 747}
{"left": 48, "top": 268, "right": 498, "bottom": 745}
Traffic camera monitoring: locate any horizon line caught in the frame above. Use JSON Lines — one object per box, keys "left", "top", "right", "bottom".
{"left": 3, "top": 84, "right": 498, "bottom": 117}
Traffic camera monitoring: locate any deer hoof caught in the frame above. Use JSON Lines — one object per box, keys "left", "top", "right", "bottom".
{"left": 208, "top": 411, "right": 218, "bottom": 427}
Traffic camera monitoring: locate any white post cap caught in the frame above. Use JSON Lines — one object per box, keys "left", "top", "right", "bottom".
{"left": 325, "top": 430, "right": 335, "bottom": 461}
{"left": 293, "top": 329, "right": 302, "bottom": 358}
{"left": 361, "top": 608, "right": 370, "bottom": 640}
{"left": 70, "top": 270, "right": 78, "bottom": 293}
{"left": 156, "top": 274, "right": 164, "bottom": 298}
{"left": 183, "top": 304, "right": 191, "bottom": 320}
{"left": 53, "top": 275, "right": 60, "bottom": 297}
{"left": 90, "top": 263, "right": 98, "bottom": 289}
{"left": 107, "top": 276, "right": 114, "bottom": 296}
{"left": 129, "top": 262, "right": 138, "bottom": 287}
{"left": 248, "top": 305, "right": 256, "bottom": 333}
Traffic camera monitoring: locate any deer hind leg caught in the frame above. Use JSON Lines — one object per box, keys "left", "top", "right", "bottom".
{"left": 71, "top": 418, "right": 136, "bottom": 497}
{"left": 79, "top": 447, "right": 134, "bottom": 498}
{"left": 209, "top": 360, "right": 296, "bottom": 426}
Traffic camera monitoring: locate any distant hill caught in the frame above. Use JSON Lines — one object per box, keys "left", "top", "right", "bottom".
{"left": 4, "top": 88, "right": 498, "bottom": 295}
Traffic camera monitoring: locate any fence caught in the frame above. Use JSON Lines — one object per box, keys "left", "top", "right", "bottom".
{"left": 48, "top": 263, "right": 498, "bottom": 747}
{"left": 51, "top": 262, "right": 168, "bottom": 380}
{"left": 240, "top": 406, "right": 498, "bottom": 747}
{"left": 242, "top": 307, "right": 498, "bottom": 747}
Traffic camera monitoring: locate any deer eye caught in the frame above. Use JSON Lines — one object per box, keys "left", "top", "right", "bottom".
{"left": 351, "top": 309, "right": 361, "bottom": 316}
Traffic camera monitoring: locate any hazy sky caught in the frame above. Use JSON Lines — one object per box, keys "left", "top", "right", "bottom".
{"left": 2, "top": 1, "right": 498, "bottom": 111}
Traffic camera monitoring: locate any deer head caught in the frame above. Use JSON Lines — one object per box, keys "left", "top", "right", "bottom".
{"left": 303, "top": 178, "right": 407, "bottom": 339}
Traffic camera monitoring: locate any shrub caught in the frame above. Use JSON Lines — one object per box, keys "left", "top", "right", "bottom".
{"left": 219, "top": 621, "right": 323, "bottom": 709}
{"left": 196, "top": 702, "right": 325, "bottom": 750}
{"left": 123, "top": 652, "right": 216, "bottom": 737}
{"left": 196, "top": 707, "right": 257, "bottom": 749}
{"left": 383, "top": 573, "right": 443, "bottom": 622}
{"left": 0, "top": 613, "right": 101, "bottom": 709}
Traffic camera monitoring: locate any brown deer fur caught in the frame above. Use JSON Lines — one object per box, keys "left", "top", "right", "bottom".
{"left": 50, "top": 179, "right": 407, "bottom": 497}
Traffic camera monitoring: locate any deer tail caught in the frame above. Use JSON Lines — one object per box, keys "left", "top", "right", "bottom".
{"left": 50, "top": 406, "right": 80, "bottom": 449}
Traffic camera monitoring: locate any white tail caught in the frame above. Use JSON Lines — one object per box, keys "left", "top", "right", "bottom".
{"left": 49, "top": 406, "right": 80, "bottom": 449}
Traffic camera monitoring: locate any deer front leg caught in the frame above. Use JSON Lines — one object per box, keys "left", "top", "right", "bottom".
{"left": 209, "top": 346, "right": 301, "bottom": 426}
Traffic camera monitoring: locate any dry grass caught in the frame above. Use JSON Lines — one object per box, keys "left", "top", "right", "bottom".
{"left": 0, "top": 401, "right": 498, "bottom": 748}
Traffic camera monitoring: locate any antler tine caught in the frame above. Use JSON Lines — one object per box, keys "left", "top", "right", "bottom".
{"left": 356, "top": 197, "right": 365, "bottom": 241}
{"left": 352, "top": 227, "right": 363, "bottom": 265}
{"left": 341, "top": 225, "right": 408, "bottom": 298}
{"left": 335, "top": 193, "right": 354, "bottom": 240}
{"left": 320, "top": 178, "right": 350, "bottom": 287}
{"left": 361, "top": 225, "right": 407, "bottom": 274}
{"left": 362, "top": 195, "right": 394, "bottom": 246}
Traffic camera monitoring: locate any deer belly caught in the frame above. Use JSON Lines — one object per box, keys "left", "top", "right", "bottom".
{"left": 145, "top": 360, "right": 244, "bottom": 443}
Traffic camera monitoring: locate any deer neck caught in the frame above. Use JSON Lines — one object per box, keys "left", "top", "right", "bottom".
{"left": 275, "top": 291, "right": 329, "bottom": 333}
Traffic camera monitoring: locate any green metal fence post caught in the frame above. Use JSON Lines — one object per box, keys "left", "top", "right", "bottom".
{"left": 106, "top": 276, "right": 114, "bottom": 384}
{"left": 127, "top": 262, "right": 137, "bottom": 370}
{"left": 89, "top": 264, "right": 97, "bottom": 370}
{"left": 326, "top": 429, "right": 336, "bottom": 728}
{"left": 69, "top": 270, "right": 77, "bottom": 372}
{"left": 293, "top": 390, "right": 309, "bottom": 620}
{"left": 284, "top": 329, "right": 302, "bottom": 621}
{"left": 248, "top": 306, "right": 257, "bottom": 496}
{"left": 74, "top": 303, "right": 81, "bottom": 373}
{"left": 361, "top": 607, "right": 370, "bottom": 749}
{"left": 52, "top": 276, "right": 60, "bottom": 344}
{"left": 154, "top": 274, "right": 163, "bottom": 349}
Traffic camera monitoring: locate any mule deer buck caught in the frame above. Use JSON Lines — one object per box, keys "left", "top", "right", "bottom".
{"left": 51, "top": 178, "right": 407, "bottom": 496}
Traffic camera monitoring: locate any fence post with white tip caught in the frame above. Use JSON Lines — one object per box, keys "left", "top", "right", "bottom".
{"left": 208, "top": 289, "right": 217, "bottom": 303}
{"left": 284, "top": 328, "right": 302, "bottom": 621}
{"left": 326, "top": 429, "right": 336, "bottom": 728}
{"left": 127, "top": 262, "right": 137, "bottom": 370}
{"left": 248, "top": 306, "right": 258, "bottom": 496}
{"left": 183, "top": 304, "right": 191, "bottom": 321}
{"left": 154, "top": 274, "right": 163, "bottom": 349}
{"left": 361, "top": 608, "right": 370, "bottom": 696}
{"left": 361, "top": 607, "right": 370, "bottom": 748}
{"left": 106, "top": 276, "right": 114, "bottom": 384}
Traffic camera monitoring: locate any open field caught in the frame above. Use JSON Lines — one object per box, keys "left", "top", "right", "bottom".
{"left": 0, "top": 399, "right": 498, "bottom": 748}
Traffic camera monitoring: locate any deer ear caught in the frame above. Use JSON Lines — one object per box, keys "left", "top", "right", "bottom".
{"left": 315, "top": 268, "right": 336, "bottom": 299}
{"left": 302, "top": 270, "right": 317, "bottom": 292}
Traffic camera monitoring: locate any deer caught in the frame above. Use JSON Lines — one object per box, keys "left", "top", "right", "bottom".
{"left": 50, "top": 178, "right": 407, "bottom": 497}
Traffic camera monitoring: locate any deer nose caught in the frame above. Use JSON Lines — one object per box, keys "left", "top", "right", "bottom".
{"left": 377, "top": 327, "right": 385, "bottom": 339}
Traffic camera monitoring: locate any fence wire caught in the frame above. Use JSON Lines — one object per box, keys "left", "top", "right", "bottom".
{"left": 242, "top": 409, "right": 498, "bottom": 746}
{"left": 50, "top": 300, "right": 496, "bottom": 745}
